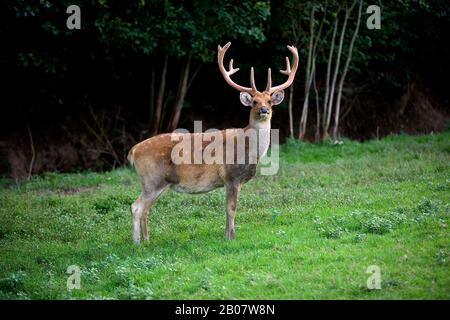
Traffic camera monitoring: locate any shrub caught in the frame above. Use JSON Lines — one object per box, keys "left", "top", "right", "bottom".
{"left": 0, "top": 271, "right": 27, "bottom": 292}
{"left": 363, "top": 215, "right": 395, "bottom": 234}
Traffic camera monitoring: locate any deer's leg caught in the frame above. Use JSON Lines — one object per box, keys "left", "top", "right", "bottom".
{"left": 140, "top": 211, "right": 149, "bottom": 242}
{"left": 225, "top": 182, "right": 240, "bottom": 240}
{"left": 131, "top": 194, "right": 145, "bottom": 243}
{"left": 131, "top": 183, "right": 168, "bottom": 243}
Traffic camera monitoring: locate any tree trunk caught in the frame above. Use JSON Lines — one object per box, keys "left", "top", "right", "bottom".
{"left": 332, "top": 0, "right": 362, "bottom": 140}
{"left": 298, "top": 1, "right": 315, "bottom": 140}
{"left": 167, "top": 55, "right": 192, "bottom": 132}
{"left": 324, "top": 7, "right": 349, "bottom": 139}
{"left": 288, "top": 83, "right": 294, "bottom": 139}
{"left": 313, "top": 62, "right": 321, "bottom": 142}
{"left": 150, "top": 55, "right": 168, "bottom": 136}
{"left": 322, "top": 14, "right": 339, "bottom": 136}
{"left": 299, "top": 60, "right": 317, "bottom": 140}
{"left": 298, "top": 0, "right": 327, "bottom": 140}
{"left": 398, "top": 81, "right": 416, "bottom": 115}
{"left": 25, "top": 117, "right": 35, "bottom": 180}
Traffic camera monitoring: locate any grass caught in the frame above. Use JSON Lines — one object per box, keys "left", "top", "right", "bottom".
{"left": 0, "top": 132, "right": 449, "bottom": 299}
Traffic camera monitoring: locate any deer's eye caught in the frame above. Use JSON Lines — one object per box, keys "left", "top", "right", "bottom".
{"left": 253, "top": 101, "right": 257, "bottom": 105}
{"left": 267, "top": 100, "right": 271, "bottom": 104}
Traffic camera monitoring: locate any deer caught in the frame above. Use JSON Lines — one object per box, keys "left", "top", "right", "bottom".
{"left": 127, "top": 42, "right": 298, "bottom": 243}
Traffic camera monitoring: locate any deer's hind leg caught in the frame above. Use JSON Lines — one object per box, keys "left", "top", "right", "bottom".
{"left": 131, "top": 180, "right": 169, "bottom": 243}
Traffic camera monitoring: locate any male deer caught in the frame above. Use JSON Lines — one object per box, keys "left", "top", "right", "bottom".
{"left": 128, "top": 42, "right": 298, "bottom": 243}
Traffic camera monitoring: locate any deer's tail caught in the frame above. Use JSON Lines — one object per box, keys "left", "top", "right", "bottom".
{"left": 127, "top": 147, "right": 135, "bottom": 166}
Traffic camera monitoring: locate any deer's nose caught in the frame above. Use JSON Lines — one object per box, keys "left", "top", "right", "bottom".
{"left": 260, "top": 107, "right": 268, "bottom": 114}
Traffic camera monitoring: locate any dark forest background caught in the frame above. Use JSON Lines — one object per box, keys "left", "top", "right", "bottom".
{"left": 1, "top": 0, "right": 449, "bottom": 179}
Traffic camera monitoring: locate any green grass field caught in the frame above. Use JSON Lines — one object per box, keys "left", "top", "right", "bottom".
{"left": 0, "top": 132, "right": 449, "bottom": 299}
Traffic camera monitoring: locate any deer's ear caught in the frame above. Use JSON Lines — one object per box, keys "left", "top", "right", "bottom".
{"left": 271, "top": 90, "right": 285, "bottom": 106}
{"left": 240, "top": 92, "right": 253, "bottom": 106}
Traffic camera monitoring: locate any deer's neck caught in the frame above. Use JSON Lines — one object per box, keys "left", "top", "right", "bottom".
{"left": 245, "top": 116, "right": 271, "bottom": 160}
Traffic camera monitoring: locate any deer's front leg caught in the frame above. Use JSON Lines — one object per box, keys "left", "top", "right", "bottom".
{"left": 225, "top": 183, "right": 240, "bottom": 240}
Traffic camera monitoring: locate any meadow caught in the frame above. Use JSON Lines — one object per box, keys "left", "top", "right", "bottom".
{"left": 0, "top": 132, "right": 449, "bottom": 299}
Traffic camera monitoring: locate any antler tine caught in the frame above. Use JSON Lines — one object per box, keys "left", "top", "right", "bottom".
{"left": 217, "top": 42, "right": 255, "bottom": 94}
{"left": 250, "top": 67, "right": 257, "bottom": 92}
{"left": 280, "top": 57, "right": 291, "bottom": 75}
{"left": 265, "top": 68, "right": 272, "bottom": 92}
{"left": 228, "top": 59, "right": 239, "bottom": 76}
{"left": 269, "top": 45, "right": 299, "bottom": 94}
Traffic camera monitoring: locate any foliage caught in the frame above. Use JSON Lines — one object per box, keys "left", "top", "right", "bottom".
{"left": 10, "top": 0, "right": 448, "bottom": 107}
{"left": 8, "top": 0, "right": 270, "bottom": 114}
{"left": 13, "top": 0, "right": 270, "bottom": 67}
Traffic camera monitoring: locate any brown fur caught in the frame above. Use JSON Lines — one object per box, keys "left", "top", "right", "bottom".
{"left": 128, "top": 106, "right": 271, "bottom": 242}
{"left": 128, "top": 43, "right": 298, "bottom": 243}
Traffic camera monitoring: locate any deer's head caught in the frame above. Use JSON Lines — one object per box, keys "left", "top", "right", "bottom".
{"left": 217, "top": 42, "right": 299, "bottom": 123}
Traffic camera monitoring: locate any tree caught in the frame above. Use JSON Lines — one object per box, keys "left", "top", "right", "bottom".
{"left": 332, "top": 0, "right": 363, "bottom": 140}
{"left": 298, "top": 0, "right": 328, "bottom": 140}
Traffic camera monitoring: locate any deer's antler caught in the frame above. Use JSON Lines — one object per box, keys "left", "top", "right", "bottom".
{"left": 217, "top": 42, "right": 257, "bottom": 94}
{"left": 265, "top": 45, "right": 299, "bottom": 94}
